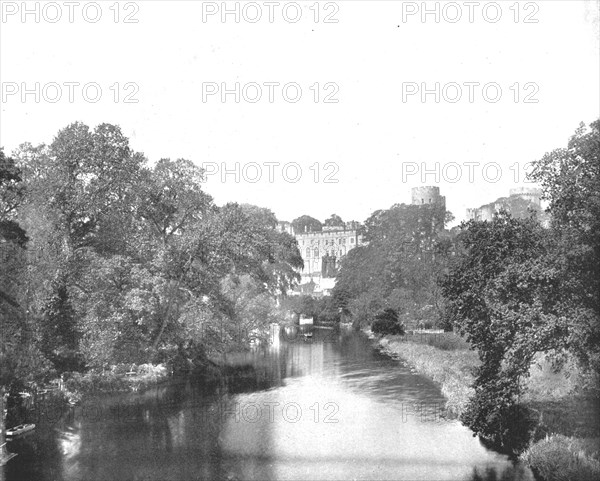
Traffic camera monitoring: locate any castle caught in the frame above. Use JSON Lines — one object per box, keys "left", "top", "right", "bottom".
{"left": 466, "top": 187, "right": 543, "bottom": 222}
{"left": 276, "top": 221, "right": 364, "bottom": 296}
{"left": 276, "top": 185, "right": 546, "bottom": 295}
{"left": 411, "top": 186, "right": 446, "bottom": 210}
{"left": 280, "top": 186, "right": 446, "bottom": 296}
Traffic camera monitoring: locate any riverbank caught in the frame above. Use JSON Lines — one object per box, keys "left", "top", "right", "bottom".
{"left": 373, "top": 331, "right": 478, "bottom": 418}
{"left": 62, "top": 363, "right": 174, "bottom": 403}
{"left": 370, "top": 331, "right": 600, "bottom": 481}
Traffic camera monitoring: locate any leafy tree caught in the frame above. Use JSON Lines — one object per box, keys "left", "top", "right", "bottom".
{"left": 371, "top": 308, "right": 404, "bottom": 335}
{"left": 530, "top": 119, "right": 600, "bottom": 374}
{"left": 291, "top": 215, "right": 322, "bottom": 234}
{"left": 221, "top": 274, "right": 279, "bottom": 349}
{"left": 324, "top": 214, "right": 344, "bottom": 228}
{"left": 1, "top": 150, "right": 51, "bottom": 454}
{"left": 315, "top": 296, "right": 342, "bottom": 324}
{"left": 439, "top": 120, "right": 599, "bottom": 451}
{"left": 3, "top": 123, "right": 305, "bottom": 382}
{"left": 40, "top": 275, "right": 83, "bottom": 371}
{"left": 333, "top": 202, "right": 453, "bottom": 328}
{"left": 281, "top": 295, "right": 319, "bottom": 321}
{"left": 441, "top": 212, "right": 561, "bottom": 450}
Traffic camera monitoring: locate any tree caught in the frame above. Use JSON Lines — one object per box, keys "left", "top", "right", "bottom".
{"left": 1, "top": 150, "right": 51, "bottom": 461}
{"left": 4, "top": 123, "right": 306, "bottom": 382}
{"left": 371, "top": 308, "right": 404, "bottom": 335}
{"left": 439, "top": 120, "right": 600, "bottom": 451}
{"left": 324, "top": 214, "right": 344, "bottom": 228}
{"left": 221, "top": 274, "right": 279, "bottom": 348}
{"left": 11, "top": 124, "right": 147, "bottom": 372}
{"left": 281, "top": 295, "right": 319, "bottom": 321}
{"left": 441, "top": 212, "right": 561, "bottom": 450}
{"left": 333, "top": 201, "right": 454, "bottom": 328}
{"left": 530, "top": 119, "right": 600, "bottom": 374}
{"left": 291, "top": 215, "right": 322, "bottom": 234}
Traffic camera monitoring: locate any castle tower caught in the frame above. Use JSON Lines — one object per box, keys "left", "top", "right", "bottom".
{"left": 411, "top": 186, "right": 446, "bottom": 210}
{"left": 509, "top": 187, "right": 542, "bottom": 207}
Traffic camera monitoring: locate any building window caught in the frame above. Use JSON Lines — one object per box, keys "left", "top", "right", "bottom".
{"left": 314, "top": 248, "right": 319, "bottom": 257}
{"left": 306, "top": 248, "right": 310, "bottom": 258}
{"left": 350, "top": 238, "right": 355, "bottom": 244}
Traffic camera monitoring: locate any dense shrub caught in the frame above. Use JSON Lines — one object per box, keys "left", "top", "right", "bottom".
{"left": 521, "top": 434, "right": 600, "bottom": 481}
{"left": 417, "top": 320, "right": 434, "bottom": 330}
{"left": 371, "top": 308, "right": 405, "bottom": 336}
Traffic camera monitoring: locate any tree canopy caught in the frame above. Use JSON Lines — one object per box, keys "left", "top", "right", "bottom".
{"left": 440, "top": 119, "right": 600, "bottom": 450}
{"left": 1, "top": 123, "right": 304, "bottom": 382}
{"left": 291, "top": 215, "right": 322, "bottom": 234}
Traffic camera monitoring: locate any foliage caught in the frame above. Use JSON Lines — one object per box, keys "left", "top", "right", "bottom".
{"left": 220, "top": 274, "right": 279, "bottom": 349}
{"left": 371, "top": 308, "right": 405, "bottom": 335}
{"left": 2, "top": 122, "right": 303, "bottom": 382}
{"left": 521, "top": 435, "right": 600, "bottom": 481}
{"left": 291, "top": 215, "right": 322, "bottom": 234}
{"left": 324, "top": 214, "right": 344, "bottom": 227}
{"left": 441, "top": 211, "right": 564, "bottom": 449}
{"left": 314, "top": 296, "right": 342, "bottom": 323}
{"left": 281, "top": 295, "right": 318, "bottom": 320}
{"left": 333, "top": 201, "right": 454, "bottom": 328}
{"left": 1, "top": 150, "right": 53, "bottom": 388}
{"left": 530, "top": 119, "right": 600, "bottom": 376}
{"left": 440, "top": 120, "right": 600, "bottom": 451}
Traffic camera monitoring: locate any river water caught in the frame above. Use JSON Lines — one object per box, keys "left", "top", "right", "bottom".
{"left": 4, "top": 327, "right": 534, "bottom": 481}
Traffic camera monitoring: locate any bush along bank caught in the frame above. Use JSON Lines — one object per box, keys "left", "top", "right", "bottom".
{"left": 62, "top": 363, "right": 173, "bottom": 402}
{"left": 58, "top": 346, "right": 225, "bottom": 403}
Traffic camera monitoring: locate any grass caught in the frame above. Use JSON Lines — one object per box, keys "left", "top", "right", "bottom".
{"left": 520, "top": 353, "right": 600, "bottom": 441}
{"left": 521, "top": 434, "right": 600, "bottom": 481}
{"left": 521, "top": 353, "right": 584, "bottom": 402}
{"left": 403, "top": 330, "right": 472, "bottom": 351}
{"left": 377, "top": 333, "right": 479, "bottom": 417}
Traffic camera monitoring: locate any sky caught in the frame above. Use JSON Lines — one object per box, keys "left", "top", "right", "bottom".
{"left": 1, "top": 0, "right": 599, "bottom": 226}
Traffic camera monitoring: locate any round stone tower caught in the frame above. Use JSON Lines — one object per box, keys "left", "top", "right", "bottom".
{"left": 411, "top": 186, "right": 446, "bottom": 209}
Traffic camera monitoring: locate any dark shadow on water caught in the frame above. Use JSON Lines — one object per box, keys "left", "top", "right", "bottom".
{"left": 470, "top": 463, "right": 534, "bottom": 481}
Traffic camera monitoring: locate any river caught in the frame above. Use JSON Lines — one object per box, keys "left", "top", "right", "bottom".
{"left": 3, "top": 327, "right": 534, "bottom": 481}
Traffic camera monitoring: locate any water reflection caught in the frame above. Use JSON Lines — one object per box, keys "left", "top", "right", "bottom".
{"left": 4, "top": 328, "right": 534, "bottom": 480}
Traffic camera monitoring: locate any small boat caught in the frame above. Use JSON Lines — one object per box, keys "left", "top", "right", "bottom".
{"left": 6, "top": 423, "right": 36, "bottom": 437}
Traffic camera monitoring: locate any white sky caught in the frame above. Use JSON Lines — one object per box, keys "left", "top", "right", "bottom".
{"left": 1, "top": 0, "right": 599, "bottom": 225}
